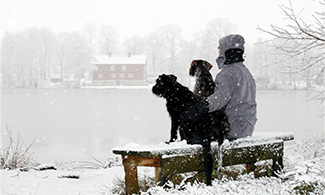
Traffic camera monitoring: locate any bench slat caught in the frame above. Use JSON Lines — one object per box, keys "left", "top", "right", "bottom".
{"left": 113, "top": 132, "right": 293, "bottom": 195}
{"left": 112, "top": 132, "right": 294, "bottom": 157}
{"left": 160, "top": 140, "right": 283, "bottom": 176}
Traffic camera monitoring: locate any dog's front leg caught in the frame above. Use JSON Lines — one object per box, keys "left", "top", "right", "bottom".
{"left": 166, "top": 116, "right": 180, "bottom": 143}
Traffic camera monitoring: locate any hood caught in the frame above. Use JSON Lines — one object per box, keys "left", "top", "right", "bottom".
{"left": 216, "top": 34, "right": 245, "bottom": 69}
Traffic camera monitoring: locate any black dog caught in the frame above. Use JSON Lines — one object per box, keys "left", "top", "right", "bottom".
{"left": 152, "top": 74, "right": 214, "bottom": 186}
{"left": 189, "top": 60, "right": 230, "bottom": 146}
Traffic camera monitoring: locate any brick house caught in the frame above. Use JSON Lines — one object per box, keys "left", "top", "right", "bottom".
{"left": 92, "top": 55, "right": 147, "bottom": 85}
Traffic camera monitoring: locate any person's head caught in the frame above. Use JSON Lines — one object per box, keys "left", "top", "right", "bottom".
{"left": 216, "top": 34, "right": 245, "bottom": 69}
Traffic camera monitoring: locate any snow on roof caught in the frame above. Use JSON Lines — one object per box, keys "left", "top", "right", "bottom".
{"left": 92, "top": 55, "right": 147, "bottom": 65}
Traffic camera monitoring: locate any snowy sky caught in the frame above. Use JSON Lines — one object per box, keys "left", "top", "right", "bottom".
{"left": 0, "top": 0, "right": 321, "bottom": 43}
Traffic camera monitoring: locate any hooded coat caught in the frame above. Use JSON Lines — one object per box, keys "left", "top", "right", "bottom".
{"left": 207, "top": 34, "right": 257, "bottom": 139}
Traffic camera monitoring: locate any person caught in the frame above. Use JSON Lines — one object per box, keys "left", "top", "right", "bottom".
{"left": 182, "top": 34, "right": 257, "bottom": 140}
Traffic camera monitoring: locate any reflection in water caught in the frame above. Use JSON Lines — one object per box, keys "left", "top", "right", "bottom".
{"left": 1, "top": 88, "right": 324, "bottom": 163}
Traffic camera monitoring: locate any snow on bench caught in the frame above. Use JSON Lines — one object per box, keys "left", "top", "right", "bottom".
{"left": 113, "top": 132, "right": 294, "bottom": 194}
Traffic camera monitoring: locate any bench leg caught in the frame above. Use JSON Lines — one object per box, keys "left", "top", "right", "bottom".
{"left": 155, "top": 167, "right": 167, "bottom": 185}
{"left": 155, "top": 167, "right": 168, "bottom": 186}
{"left": 155, "top": 167, "right": 160, "bottom": 183}
{"left": 123, "top": 155, "right": 139, "bottom": 195}
{"left": 246, "top": 162, "right": 259, "bottom": 178}
{"left": 216, "top": 145, "right": 223, "bottom": 180}
{"left": 272, "top": 157, "right": 283, "bottom": 176}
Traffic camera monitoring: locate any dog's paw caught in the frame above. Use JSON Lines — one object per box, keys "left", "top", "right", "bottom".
{"left": 165, "top": 138, "right": 177, "bottom": 144}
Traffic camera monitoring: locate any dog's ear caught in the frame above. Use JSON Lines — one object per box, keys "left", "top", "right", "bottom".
{"left": 157, "top": 74, "right": 164, "bottom": 81}
{"left": 204, "top": 60, "right": 213, "bottom": 70}
{"left": 169, "top": 74, "right": 177, "bottom": 81}
{"left": 189, "top": 60, "right": 198, "bottom": 76}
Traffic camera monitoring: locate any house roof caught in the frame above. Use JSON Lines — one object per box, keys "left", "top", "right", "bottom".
{"left": 92, "top": 55, "right": 147, "bottom": 65}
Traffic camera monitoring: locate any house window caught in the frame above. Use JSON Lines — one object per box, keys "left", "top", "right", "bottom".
{"left": 98, "top": 74, "right": 103, "bottom": 79}
{"left": 110, "top": 65, "right": 115, "bottom": 71}
{"left": 122, "top": 65, "right": 127, "bottom": 71}
{"left": 119, "top": 73, "right": 125, "bottom": 78}
{"left": 128, "top": 73, "right": 134, "bottom": 78}
{"left": 111, "top": 73, "right": 116, "bottom": 78}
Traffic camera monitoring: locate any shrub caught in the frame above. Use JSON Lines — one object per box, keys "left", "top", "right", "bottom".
{"left": 291, "top": 180, "right": 325, "bottom": 195}
{"left": 0, "top": 125, "right": 38, "bottom": 169}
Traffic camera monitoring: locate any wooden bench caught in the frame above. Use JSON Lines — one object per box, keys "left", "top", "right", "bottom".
{"left": 113, "top": 132, "right": 294, "bottom": 194}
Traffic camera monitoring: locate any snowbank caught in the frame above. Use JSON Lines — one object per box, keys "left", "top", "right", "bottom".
{"left": 1, "top": 136, "right": 324, "bottom": 195}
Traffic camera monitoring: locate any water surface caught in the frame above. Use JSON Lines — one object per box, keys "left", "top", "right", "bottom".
{"left": 1, "top": 88, "right": 323, "bottom": 163}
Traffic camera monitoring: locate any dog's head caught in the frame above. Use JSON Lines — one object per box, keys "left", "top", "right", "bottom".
{"left": 189, "top": 60, "right": 213, "bottom": 76}
{"left": 152, "top": 74, "right": 177, "bottom": 98}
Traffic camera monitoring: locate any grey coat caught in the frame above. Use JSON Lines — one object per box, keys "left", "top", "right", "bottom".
{"left": 207, "top": 62, "right": 257, "bottom": 139}
{"left": 207, "top": 34, "right": 257, "bottom": 139}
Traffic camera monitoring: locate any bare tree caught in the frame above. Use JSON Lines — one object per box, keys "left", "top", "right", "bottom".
{"left": 197, "top": 18, "right": 237, "bottom": 68}
{"left": 123, "top": 35, "right": 145, "bottom": 55}
{"left": 258, "top": 0, "right": 325, "bottom": 109}
{"left": 99, "top": 25, "right": 119, "bottom": 56}
{"left": 81, "top": 22, "right": 97, "bottom": 56}
{"left": 156, "top": 24, "right": 184, "bottom": 74}
{"left": 1, "top": 32, "right": 24, "bottom": 87}
{"left": 206, "top": 18, "right": 237, "bottom": 43}
{"left": 57, "top": 31, "right": 90, "bottom": 87}
{"left": 144, "top": 31, "right": 166, "bottom": 74}
{"left": 1, "top": 28, "right": 57, "bottom": 88}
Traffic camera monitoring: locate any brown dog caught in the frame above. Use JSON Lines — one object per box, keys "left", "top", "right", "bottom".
{"left": 189, "top": 60, "right": 214, "bottom": 99}
{"left": 189, "top": 59, "right": 230, "bottom": 146}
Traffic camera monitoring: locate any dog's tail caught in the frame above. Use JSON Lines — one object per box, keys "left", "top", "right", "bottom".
{"left": 202, "top": 138, "right": 213, "bottom": 186}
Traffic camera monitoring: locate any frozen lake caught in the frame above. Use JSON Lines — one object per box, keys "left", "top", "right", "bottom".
{"left": 1, "top": 88, "right": 324, "bottom": 163}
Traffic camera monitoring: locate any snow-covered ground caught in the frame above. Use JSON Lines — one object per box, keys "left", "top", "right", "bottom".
{"left": 1, "top": 139, "right": 324, "bottom": 195}
{"left": 1, "top": 166, "right": 123, "bottom": 194}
